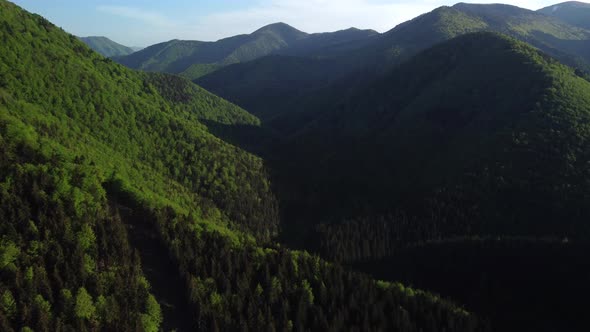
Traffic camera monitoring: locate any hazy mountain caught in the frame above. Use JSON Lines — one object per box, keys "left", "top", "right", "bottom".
{"left": 538, "top": 1, "right": 590, "bottom": 30}
{"left": 114, "top": 23, "right": 378, "bottom": 79}
{"left": 78, "top": 36, "right": 136, "bottom": 57}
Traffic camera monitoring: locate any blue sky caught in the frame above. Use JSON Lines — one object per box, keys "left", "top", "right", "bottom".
{"left": 11, "top": 0, "right": 560, "bottom": 47}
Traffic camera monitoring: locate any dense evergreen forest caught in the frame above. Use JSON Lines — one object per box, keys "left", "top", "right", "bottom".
{"left": 0, "top": 1, "right": 496, "bottom": 331}
{"left": 3, "top": 0, "right": 590, "bottom": 330}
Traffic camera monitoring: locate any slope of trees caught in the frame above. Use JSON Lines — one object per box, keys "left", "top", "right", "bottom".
{"left": 0, "top": 116, "right": 161, "bottom": 331}
{"left": 0, "top": 0, "right": 279, "bottom": 240}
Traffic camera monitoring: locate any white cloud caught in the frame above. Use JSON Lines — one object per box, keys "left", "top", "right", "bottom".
{"left": 97, "top": 5, "right": 177, "bottom": 28}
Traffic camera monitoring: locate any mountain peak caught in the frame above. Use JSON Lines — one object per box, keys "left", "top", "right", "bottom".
{"left": 254, "top": 22, "right": 307, "bottom": 36}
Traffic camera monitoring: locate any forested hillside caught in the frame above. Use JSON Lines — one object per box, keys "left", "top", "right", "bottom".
{"left": 0, "top": 1, "right": 488, "bottom": 331}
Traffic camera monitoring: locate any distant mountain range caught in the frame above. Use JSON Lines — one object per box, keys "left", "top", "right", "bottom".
{"left": 113, "top": 23, "right": 378, "bottom": 79}
{"left": 78, "top": 36, "right": 137, "bottom": 57}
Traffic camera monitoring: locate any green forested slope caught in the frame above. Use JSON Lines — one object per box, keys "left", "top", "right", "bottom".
{"left": 0, "top": 1, "right": 487, "bottom": 331}
{"left": 0, "top": 3, "right": 278, "bottom": 239}
{"left": 78, "top": 36, "right": 135, "bottom": 57}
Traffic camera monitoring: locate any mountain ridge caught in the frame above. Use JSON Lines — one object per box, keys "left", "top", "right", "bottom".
{"left": 114, "top": 22, "right": 380, "bottom": 79}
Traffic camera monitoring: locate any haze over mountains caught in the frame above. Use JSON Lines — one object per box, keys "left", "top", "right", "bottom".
{"left": 78, "top": 36, "right": 137, "bottom": 57}
{"left": 2, "top": 0, "right": 590, "bottom": 331}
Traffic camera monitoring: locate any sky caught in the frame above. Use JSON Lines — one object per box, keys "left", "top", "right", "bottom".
{"left": 11, "top": 0, "right": 562, "bottom": 47}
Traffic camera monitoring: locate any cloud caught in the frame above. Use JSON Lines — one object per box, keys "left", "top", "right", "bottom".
{"left": 97, "top": 5, "right": 176, "bottom": 28}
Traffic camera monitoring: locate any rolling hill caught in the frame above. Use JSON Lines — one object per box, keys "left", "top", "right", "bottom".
{"left": 538, "top": 1, "right": 590, "bottom": 30}
{"left": 78, "top": 36, "right": 136, "bottom": 57}
{"left": 0, "top": 1, "right": 487, "bottom": 331}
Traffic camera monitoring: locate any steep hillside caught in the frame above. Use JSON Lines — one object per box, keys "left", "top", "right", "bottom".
{"left": 78, "top": 36, "right": 135, "bottom": 57}
{"left": 538, "top": 1, "right": 590, "bottom": 30}
{"left": 0, "top": 1, "right": 488, "bottom": 331}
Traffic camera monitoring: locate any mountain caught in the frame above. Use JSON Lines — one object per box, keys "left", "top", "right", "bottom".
{"left": 538, "top": 1, "right": 590, "bottom": 30}
{"left": 197, "top": 3, "right": 590, "bottom": 136}
{"left": 0, "top": 1, "right": 487, "bottom": 331}
{"left": 115, "top": 23, "right": 378, "bottom": 80}
{"left": 78, "top": 36, "right": 136, "bottom": 57}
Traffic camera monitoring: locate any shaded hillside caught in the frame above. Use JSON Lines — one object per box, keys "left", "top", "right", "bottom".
{"left": 353, "top": 238, "right": 590, "bottom": 332}
{"left": 0, "top": 1, "right": 488, "bottom": 331}
{"left": 277, "top": 32, "right": 590, "bottom": 247}
{"left": 538, "top": 1, "right": 590, "bottom": 30}
{"left": 196, "top": 55, "right": 346, "bottom": 123}
{"left": 78, "top": 36, "right": 135, "bottom": 57}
